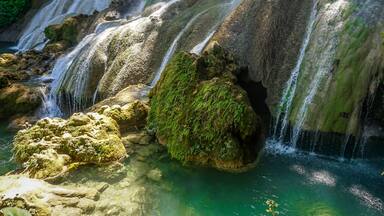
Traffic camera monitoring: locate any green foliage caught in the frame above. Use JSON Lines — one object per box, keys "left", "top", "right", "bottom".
{"left": 148, "top": 45, "right": 260, "bottom": 167}
{"left": 44, "top": 17, "right": 79, "bottom": 45}
{"left": 0, "top": 0, "right": 30, "bottom": 28}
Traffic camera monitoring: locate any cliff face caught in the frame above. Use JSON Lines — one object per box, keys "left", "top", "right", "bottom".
{"left": 211, "top": 0, "right": 313, "bottom": 112}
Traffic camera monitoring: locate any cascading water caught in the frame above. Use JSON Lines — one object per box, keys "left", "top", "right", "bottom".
{"left": 190, "top": 0, "right": 241, "bottom": 55}
{"left": 150, "top": 7, "right": 213, "bottom": 86}
{"left": 151, "top": 0, "right": 242, "bottom": 86}
{"left": 272, "top": 0, "right": 350, "bottom": 152}
{"left": 273, "top": 0, "right": 318, "bottom": 144}
{"left": 40, "top": 0, "right": 177, "bottom": 117}
{"left": 16, "top": 0, "right": 112, "bottom": 52}
{"left": 289, "top": 0, "right": 348, "bottom": 148}
{"left": 40, "top": 0, "right": 242, "bottom": 117}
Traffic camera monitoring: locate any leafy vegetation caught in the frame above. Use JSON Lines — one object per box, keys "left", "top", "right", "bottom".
{"left": 148, "top": 43, "right": 261, "bottom": 170}
{"left": 0, "top": 0, "right": 30, "bottom": 28}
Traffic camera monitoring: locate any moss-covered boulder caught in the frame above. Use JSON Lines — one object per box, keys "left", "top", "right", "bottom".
{"left": 148, "top": 43, "right": 263, "bottom": 171}
{"left": 13, "top": 112, "right": 127, "bottom": 179}
{"left": 44, "top": 17, "right": 80, "bottom": 46}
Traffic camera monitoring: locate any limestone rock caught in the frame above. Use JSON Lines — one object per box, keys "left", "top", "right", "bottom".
{"left": 96, "top": 100, "right": 149, "bottom": 133}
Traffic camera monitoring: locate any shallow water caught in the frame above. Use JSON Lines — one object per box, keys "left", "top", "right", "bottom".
{"left": 153, "top": 142, "right": 384, "bottom": 216}
{"left": 0, "top": 123, "right": 16, "bottom": 175}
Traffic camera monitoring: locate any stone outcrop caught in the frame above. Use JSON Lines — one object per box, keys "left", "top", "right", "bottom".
{"left": 148, "top": 43, "right": 264, "bottom": 171}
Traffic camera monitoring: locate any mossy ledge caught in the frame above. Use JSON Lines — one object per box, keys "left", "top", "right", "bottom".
{"left": 148, "top": 43, "right": 264, "bottom": 171}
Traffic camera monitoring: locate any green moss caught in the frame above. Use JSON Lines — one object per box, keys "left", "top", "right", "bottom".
{"left": 149, "top": 44, "right": 261, "bottom": 169}
{"left": 318, "top": 17, "right": 382, "bottom": 134}
{"left": 0, "top": 0, "right": 30, "bottom": 28}
{"left": 44, "top": 17, "right": 79, "bottom": 45}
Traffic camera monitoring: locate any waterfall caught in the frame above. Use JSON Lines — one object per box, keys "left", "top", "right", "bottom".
{"left": 290, "top": 0, "right": 348, "bottom": 148}
{"left": 150, "top": 8, "right": 212, "bottom": 86}
{"left": 191, "top": 31, "right": 215, "bottom": 55}
{"left": 16, "top": 0, "right": 112, "bottom": 52}
{"left": 273, "top": 1, "right": 318, "bottom": 144}
{"left": 39, "top": 0, "right": 242, "bottom": 117}
{"left": 40, "top": 0, "right": 176, "bottom": 117}
{"left": 151, "top": 0, "right": 242, "bottom": 86}
{"left": 190, "top": 0, "right": 241, "bottom": 55}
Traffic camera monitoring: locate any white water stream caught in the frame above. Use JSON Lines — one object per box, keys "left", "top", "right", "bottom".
{"left": 273, "top": 1, "right": 318, "bottom": 144}
{"left": 151, "top": 0, "right": 242, "bottom": 86}
{"left": 39, "top": 0, "right": 179, "bottom": 117}
{"left": 16, "top": 0, "right": 112, "bottom": 52}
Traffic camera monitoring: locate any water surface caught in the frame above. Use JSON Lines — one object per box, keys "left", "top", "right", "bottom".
{"left": 0, "top": 123, "right": 16, "bottom": 175}
{"left": 154, "top": 141, "right": 384, "bottom": 216}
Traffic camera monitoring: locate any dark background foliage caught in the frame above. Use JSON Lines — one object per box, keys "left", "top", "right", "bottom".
{"left": 0, "top": 0, "right": 30, "bottom": 28}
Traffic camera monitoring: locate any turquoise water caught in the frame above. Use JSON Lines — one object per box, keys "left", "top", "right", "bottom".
{"left": 0, "top": 123, "right": 16, "bottom": 175}
{"left": 0, "top": 122, "right": 383, "bottom": 216}
{"left": 154, "top": 143, "right": 384, "bottom": 216}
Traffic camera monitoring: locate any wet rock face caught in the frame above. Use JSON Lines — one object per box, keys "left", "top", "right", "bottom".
{"left": 149, "top": 43, "right": 264, "bottom": 171}
{"left": 211, "top": 0, "right": 313, "bottom": 112}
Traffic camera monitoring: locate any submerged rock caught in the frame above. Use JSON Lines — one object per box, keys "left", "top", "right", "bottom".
{"left": 149, "top": 43, "right": 263, "bottom": 171}
{"left": 13, "top": 112, "right": 127, "bottom": 180}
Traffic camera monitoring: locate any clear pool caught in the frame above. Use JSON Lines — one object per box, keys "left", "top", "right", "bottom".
{"left": 153, "top": 142, "right": 384, "bottom": 216}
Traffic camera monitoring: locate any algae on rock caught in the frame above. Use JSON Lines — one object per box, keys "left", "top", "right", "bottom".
{"left": 148, "top": 43, "right": 263, "bottom": 171}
